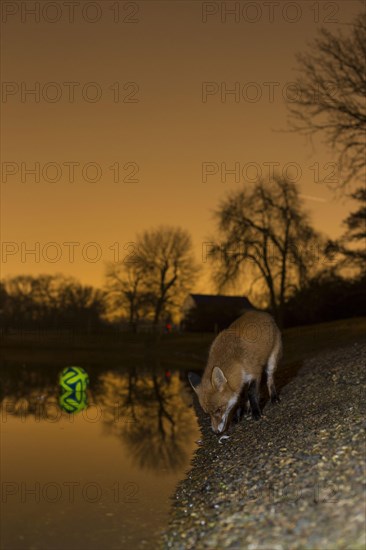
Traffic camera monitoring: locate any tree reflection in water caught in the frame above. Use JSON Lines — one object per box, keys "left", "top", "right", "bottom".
{"left": 95, "top": 359, "right": 197, "bottom": 474}
{"left": 0, "top": 359, "right": 197, "bottom": 474}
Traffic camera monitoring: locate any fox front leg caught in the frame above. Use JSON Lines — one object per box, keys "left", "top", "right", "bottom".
{"left": 235, "top": 395, "right": 250, "bottom": 422}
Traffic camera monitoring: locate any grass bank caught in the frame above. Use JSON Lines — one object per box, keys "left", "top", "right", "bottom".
{"left": 1, "top": 317, "right": 365, "bottom": 369}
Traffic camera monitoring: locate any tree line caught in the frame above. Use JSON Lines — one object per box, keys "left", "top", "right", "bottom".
{"left": 1, "top": 177, "right": 363, "bottom": 332}
{"left": 1, "top": 9, "right": 365, "bottom": 332}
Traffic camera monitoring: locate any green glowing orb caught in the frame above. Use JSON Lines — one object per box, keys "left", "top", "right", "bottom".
{"left": 59, "top": 366, "right": 89, "bottom": 393}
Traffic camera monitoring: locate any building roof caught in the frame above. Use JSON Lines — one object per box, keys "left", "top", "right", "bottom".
{"left": 189, "top": 294, "right": 252, "bottom": 309}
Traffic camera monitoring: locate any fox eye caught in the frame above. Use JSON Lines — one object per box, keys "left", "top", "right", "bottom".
{"left": 215, "top": 407, "right": 222, "bottom": 415}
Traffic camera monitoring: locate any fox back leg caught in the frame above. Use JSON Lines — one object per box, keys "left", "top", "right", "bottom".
{"left": 266, "top": 343, "right": 281, "bottom": 404}
{"left": 248, "top": 379, "right": 261, "bottom": 420}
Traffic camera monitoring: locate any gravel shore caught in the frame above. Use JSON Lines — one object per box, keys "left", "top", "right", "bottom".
{"left": 161, "top": 340, "right": 366, "bottom": 550}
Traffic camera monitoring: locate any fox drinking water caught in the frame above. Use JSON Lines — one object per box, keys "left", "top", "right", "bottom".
{"left": 188, "top": 309, "right": 282, "bottom": 434}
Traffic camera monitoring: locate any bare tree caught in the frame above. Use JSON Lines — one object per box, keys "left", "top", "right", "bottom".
{"left": 211, "top": 176, "right": 322, "bottom": 326}
{"left": 105, "top": 262, "right": 148, "bottom": 329}
{"left": 1, "top": 274, "right": 105, "bottom": 332}
{"left": 287, "top": 9, "right": 366, "bottom": 187}
{"left": 136, "top": 226, "right": 200, "bottom": 326}
{"left": 105, "top": 226, "right": 199, "bottom": 328}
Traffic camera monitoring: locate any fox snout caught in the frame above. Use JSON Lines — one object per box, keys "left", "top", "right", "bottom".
{"left": 210, "top": 414, "right": 228, "bottom": 434}
{"left": 210, "top": 396, "right": 238, "bottom": 433}
{"left": 188, "top": 370, "right": 239, "bottom": 435}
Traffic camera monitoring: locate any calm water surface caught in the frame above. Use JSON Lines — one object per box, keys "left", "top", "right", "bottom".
{"left": 0, "top": 358, "right": 200, "bottom": 550}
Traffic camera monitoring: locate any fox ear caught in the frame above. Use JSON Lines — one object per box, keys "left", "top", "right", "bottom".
{"left": 188, "top": 372, "right": 201, "bottom": 394}
{"left": 211, "top": 367, "right": 227, "bottom": 392}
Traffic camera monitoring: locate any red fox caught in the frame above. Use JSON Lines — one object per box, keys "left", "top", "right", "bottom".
{"left": 188, "top": 309, "right": 282, "bottom": 434}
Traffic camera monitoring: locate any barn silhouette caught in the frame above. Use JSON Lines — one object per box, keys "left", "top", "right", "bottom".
{"left": 182, "top": 293, "right": 254, "bottom": 332}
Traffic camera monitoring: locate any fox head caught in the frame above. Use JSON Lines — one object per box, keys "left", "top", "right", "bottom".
{"left": 188, "top": 367, "right": 238, "bottom": 434}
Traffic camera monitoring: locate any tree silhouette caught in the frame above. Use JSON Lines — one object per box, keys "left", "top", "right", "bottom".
{"left": 283, "top": 270, "right": 366, "bottom": 327}
{"left": 330, "top": 187, "right": 366, "bottom": 274}
{"left": 105, "top": 262, "right": 152, "bottom": 329}
{"left": 105, "top": 226, "right": 199, "bottom": 327}
{"left": 287, "top": 9, "right": 366, "bottom": 187}
{"left": 211, "top": 176, "right": 322, "bottom": 326}
{"left": 136, "top": 226, "right": 199, "bottom": 325}
{"left": 1, "top": 274, "right": 106, "bottom": 333}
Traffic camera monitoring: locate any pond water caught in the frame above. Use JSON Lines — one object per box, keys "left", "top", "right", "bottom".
{"left": 0, "top": 359, "right": 200, "bottom": 550}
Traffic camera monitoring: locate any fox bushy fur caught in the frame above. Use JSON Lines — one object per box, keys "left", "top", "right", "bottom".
{"left": 189, "top": 309, "right": 282, "bottom": 433}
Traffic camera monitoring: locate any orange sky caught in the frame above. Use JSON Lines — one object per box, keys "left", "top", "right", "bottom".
{"left": 1, "top": 0, "right": 362, "bottom": 292}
